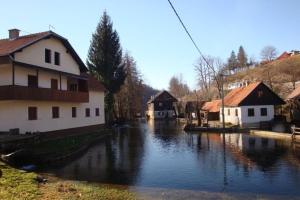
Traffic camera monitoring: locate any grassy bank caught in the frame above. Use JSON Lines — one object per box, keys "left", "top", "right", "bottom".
{"left": 0, "top": 162, "right": 136, "bottom": 200}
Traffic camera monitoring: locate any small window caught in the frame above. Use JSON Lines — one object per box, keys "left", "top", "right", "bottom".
{"left": 51, "top": 79, "right": 58, "bottom": 90}
{"left": 54, "top": 52, "right": 60, "bottom": 65}
{"left": 28, "top": 75, "right": 38, "bottom": 88}
{"left": 235, "top": 109, "right": 238, "bottom": 116}
{"left": 45, "top": 48, "right": 51, "bottom": 63}
{"left": 261, "top": 108, "right": 267, "bottom": 116}
{"left": 95, "top": 108, "right": 100, "bottom": 116}
{"left": 28, "top": 107, "right": 37, "bottom": 120}
{"left": 248, "top": 108, "right": 255, "bottom": 117}
{"left": 227, "top": 109, "right": 230, "bottom": 116}
{"left": 72, "top": 107, "right": 77, "bottom": 118}
{"left": 52, "top": 107, "right": 59, "bottom": 118}
{"left": 159, "top": 102, "right": 163, "bottom": 107}
{"left": 85, "top": 108, "right": 90, "bottom": 117}
{"left": 258, "top": 90, "right": 263, "bottom": 98}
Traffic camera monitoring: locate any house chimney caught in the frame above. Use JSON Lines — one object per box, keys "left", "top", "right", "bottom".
{"left": 9, "top": 29, "right": 20, "bottom": 40}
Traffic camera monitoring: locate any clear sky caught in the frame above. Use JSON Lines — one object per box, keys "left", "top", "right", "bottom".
{"left": 1, "top": 0, "right": 300, "bottom": 90}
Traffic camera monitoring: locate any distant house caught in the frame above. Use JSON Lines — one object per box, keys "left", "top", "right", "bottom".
{"left": 221, "top": 82, "right": 285, "bottom": 127}
{"left": 277, "top": 50, "right": 300, "bottom": 61}
{"left": 286, "top": 85, "right": 300, "bottom": 123}
{"left": 226, "top": 80, "right": 250, "bottom": 90}
{"left": 201, "top": 99, "right": 221, "bottom": 121}
{"left": 146, "top": 90, "right": 177, "bottom": 119}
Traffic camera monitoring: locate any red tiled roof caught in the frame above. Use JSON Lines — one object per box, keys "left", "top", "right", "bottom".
{"left": 287, "top": 85, "right": 300, "bottom": 100}
{"left": 88, "top": 74, "right": 106, "bottom": 92}
{"left": 202, "top": 99, "right": 221, "bottom": 112}
{"left": 277, "top": 51, "right": 292, "bottom": 60}
{"left": 0, "top": 31, "right": 50, "bottom": 56}
{"left": 223, "top": 82, "right": 261, "bottom": 107}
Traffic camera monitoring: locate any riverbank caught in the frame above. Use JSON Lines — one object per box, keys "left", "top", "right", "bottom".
{"left": 0, "top": 161, "right": 136, "bottom": 200}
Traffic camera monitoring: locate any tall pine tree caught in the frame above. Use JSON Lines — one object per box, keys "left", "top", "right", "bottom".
{"left": 237, "top": 46, "right": 248, "bottom": 69}
{"left": 87, "top": 11, "right": 126, "bottom": 124}
{"left": 227, "top": 51, "right": 238, "bottom": 73}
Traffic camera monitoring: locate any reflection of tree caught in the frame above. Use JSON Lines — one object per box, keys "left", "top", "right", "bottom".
{"left": 47, "top": 125, "right": 145, "bottom": 185}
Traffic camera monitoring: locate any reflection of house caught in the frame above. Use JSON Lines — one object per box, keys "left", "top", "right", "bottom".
{"left": 286, "top": 85, "right": 300, "bottom": 123}
{"left": 146, "top": 90, "right": 177, "bottom": 119}
{"left": 0, "top": 29, "right": 105, "bottom": 133}
{"left": 220, "top": 82, "right": 285, "bottom": 127}
{"left": 224, "top": 134, "right": 275, "bottom": 151}
{"left": 201, "top": 99, "right": 221, "bottom": 121}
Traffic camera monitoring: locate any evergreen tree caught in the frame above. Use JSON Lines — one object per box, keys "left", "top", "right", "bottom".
{"left": 237, "top": 46, "right": 248, "bottom": 69}
{"left": 87, "top": 11, "right": 126, "bottom": 124}
{"left": 227, "top": 51, "right": 238, "bottom": 73}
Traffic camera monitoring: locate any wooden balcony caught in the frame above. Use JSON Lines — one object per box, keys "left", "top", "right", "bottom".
{"left": 0, "top": 85, "right": 89, "bottom": 102}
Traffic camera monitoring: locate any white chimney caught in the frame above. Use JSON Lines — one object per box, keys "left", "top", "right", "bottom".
{"left": 9, "top": 29, "right": 20, "bottom": 40}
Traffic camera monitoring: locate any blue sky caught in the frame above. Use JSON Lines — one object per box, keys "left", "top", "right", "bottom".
{"left": 1, "top": 0, "right": 300, "bottom": 90}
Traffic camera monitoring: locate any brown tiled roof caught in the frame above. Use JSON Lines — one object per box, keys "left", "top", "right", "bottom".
{"left": 287, "top": 85, "right": 300, "bottom": 100}
{"left": 0, "top": 31, "right": 50, "bottom": 56}
{"left": 0, "top": 31, "right": 87, "bottom": 72}
{"left": 88, "top": 74, "right": 106, "bottom": 92}
{"left": 202, "top": 99, "right": 221, "bottom": 112}
{"left": 223, "top": 82, "right": 261, "bottom": 107}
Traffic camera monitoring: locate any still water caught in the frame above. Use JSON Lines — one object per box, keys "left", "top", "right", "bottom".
{"left": 41, "top": 120, "right": 300, "bottom": 197}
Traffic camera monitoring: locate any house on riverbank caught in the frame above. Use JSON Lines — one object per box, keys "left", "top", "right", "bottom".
{"left": 0, "top": 29, "right": 105, "bottom": 134}
{"left": 201, "top": 99, "right": 221, "bottom": 121}
{"left": 146, "top": 90, "right": 177, "bottom": 119}
{"left": 220, "top": 82, "right": 285, "bottom": 127}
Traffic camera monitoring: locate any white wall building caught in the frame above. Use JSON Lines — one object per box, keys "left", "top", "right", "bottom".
{"left": 220, "top": 82, "right": 284, "bottom": 127}
{"left": 0, "top": 29, "right": 105, "bottom": 134}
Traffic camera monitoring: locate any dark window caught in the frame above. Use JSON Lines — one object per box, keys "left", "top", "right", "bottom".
{"left": 45, "top": 48, "right": 51, "bottom": 63}
{"left": 69, "top": 84, "right": 78, "bottom": 92}
{"left": 72, "top": 107, "right": 77, "bottom": 118}
{"left": 54, "top": 52, "right": 60, "bottom": 65}
{"left": 51, "top": 79, "right": 58, "bottom": 90}
{"left": 28, "top": 75, "right": 38, "bottom": 88}
{"left": 248, "top": 108, "right": 255, "bottom": 117}
{"left": 261, "top": 108, "right": 267, "bottom": 116}
{"left": 85, "top": 108, "right": 90, "bottom": 117}
{"left": 258, "top": 90, "right": 263, "bottom": 98}
{"left": 52, "top": 107, "right": 59, "bottom": 118}
{"left": 95, "top": 108, "right": 100, "bottom": 116}
{"left": 235, "top": 109, "right": 238, "bottom": 116}
{"left": 28, "top": 107, "right": 37, "bottom": 120}
{"left": 227, "top": 109, "right": 230, "bottom": 116}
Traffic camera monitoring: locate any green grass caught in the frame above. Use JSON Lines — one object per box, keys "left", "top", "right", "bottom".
{"left": 0, "top": 162, "right": 136, "bottom": 200}
{"left": 0, "top": 162, "right": 39, "bottom": 200}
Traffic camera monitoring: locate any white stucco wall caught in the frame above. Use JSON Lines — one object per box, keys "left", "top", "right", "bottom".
{"left": 14, "top": 38, "right": 81, "bottom": 75}
{"left": 0, "top": 64, "right": 12, "bottom": 86}
{"left": 220, "top": 105, "right": 274, "bottom": 126}
{"left": 220, "top": 107, "right": 241, "bottom": 125}
{"left": 0, "top": 91, "right": 105, "bottom": 133}
{"left": 240, "top": 105, "right": 274, "bottom": 125}
{"left": 13, "top": 65, "right": 68, "bottom": 90}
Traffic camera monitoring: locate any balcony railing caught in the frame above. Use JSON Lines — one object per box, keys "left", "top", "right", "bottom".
{"left": 0, "top": 85, "right": 89, "bottom": 102}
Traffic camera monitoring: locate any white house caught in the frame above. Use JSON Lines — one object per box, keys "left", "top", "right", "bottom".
{"left": 220, "top": 82, "right": 284, "bottom": 127}
{"left": 0, "top": 29, "right": 105, "bottom": 134}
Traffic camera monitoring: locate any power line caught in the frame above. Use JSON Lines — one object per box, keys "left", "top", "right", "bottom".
{"left": 166, "top": 0, "right": 213, "bottom": 70}
{"left": 167, "top": 0, "right": 226, "bottom": 129}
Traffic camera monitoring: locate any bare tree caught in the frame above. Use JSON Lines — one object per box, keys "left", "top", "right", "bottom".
{"left": 168, "top": 74, "right": 190, "bottom": 98}
{"left": 261, "top": 46, "right": 278, "bottom": 61}
{"left": 195, "top": 56, "right": 224, "bottom": 100}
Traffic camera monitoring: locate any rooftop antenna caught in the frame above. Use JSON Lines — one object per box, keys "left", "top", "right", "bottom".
{"left": 48, "top": 25, "right": 55, "bottom": 31}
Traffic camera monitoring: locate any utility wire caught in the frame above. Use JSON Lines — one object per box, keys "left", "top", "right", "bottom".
{"left": 166, "top": 0, "right": 214, "bottom": 71}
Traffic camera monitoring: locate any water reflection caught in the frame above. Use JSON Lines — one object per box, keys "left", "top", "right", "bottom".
{"left": 41, "top": 121, "right": 300, "bottom": 196}
{"left": 45, "top": 125, "right": 145, "bottom": 185}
